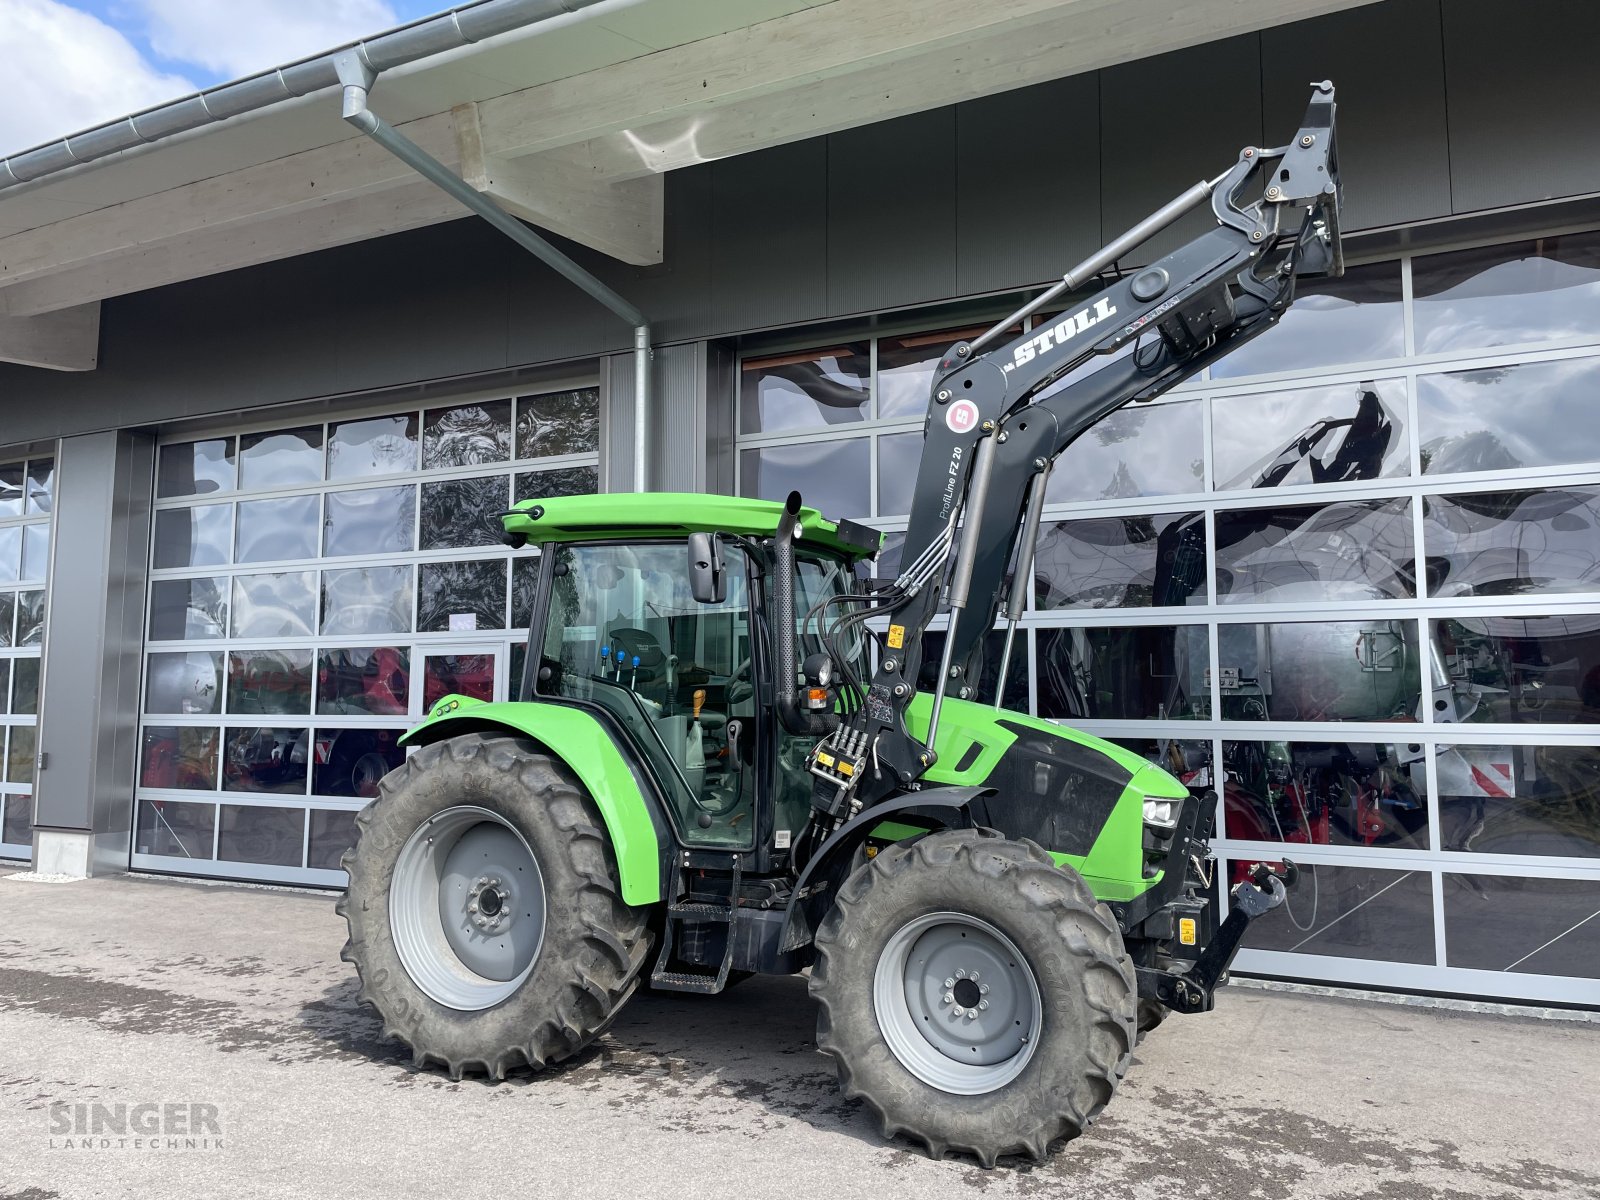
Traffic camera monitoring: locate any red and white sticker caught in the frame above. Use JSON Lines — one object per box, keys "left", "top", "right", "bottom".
{"left": 945, "top": 398, "right": 980, "bottom": 434}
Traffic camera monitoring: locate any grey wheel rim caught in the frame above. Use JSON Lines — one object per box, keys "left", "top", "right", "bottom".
{"left": 873, "top": 911, "right": 1043, "bottom": 1095}
{"left": 389, "top": 805, "right": 546, "bottom": 1011}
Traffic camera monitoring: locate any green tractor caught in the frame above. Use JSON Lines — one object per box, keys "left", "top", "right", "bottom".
{"left": 339, "top": 87, "right": 1341, "bottom": 1164}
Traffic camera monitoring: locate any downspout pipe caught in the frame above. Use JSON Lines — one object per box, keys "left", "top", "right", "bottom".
{"left": 334, "top": 53, "right": 652, "bottom": 491}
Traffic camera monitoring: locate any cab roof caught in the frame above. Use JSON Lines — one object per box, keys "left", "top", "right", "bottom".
{"left": 502, "top": 492, "right": 882, "bottom": 559}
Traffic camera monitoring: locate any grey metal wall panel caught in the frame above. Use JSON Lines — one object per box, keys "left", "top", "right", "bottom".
{"left": 1262, "top": 0, "right": 1450, "bottom": 230}
{"left": 601, "top": 350, "right": 636, "bottom": 493}
{"left": 704, "top": 340, "right": 736, "bottom": 496}
{"left": 954, "top": 75, "right": 1101, "bottom": 296}
{"left": 1443, "top": 0, "right": 1600, "bottom": 213}
{"left": 1100, "top": 35, "right": 1264, "bottom": 265}
{"left": 653, "top": 342, "right": 708, "bottom": 493}
{"left": 826, "top": 108, "right": 958, "bottom": 316}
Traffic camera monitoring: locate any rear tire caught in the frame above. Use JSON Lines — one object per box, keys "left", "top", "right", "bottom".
{"left": 810, "top": 830, "right": 1135, "bottom": 1166}
{"left": 337, "top": 733, "right": 650, "bottom": 1078}
{"left": 1136, "top": 999, "right": 1168, "bottom": 1041}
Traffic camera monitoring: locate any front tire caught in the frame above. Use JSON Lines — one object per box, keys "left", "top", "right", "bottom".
{"left": 337, "top": 733, "right": 651, "bottom": 1078}
{"left": 810, "top": 830, "right": 1135, "bottom": 1166}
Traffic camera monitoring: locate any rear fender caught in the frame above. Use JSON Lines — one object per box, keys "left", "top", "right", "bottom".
{"left": 400, "top": 695, "right": 664, "bottom": 906}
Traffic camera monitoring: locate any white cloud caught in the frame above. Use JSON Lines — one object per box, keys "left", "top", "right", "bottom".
{"left": 0, "top": 0, "right": 194, "bottom": 157}
{"left": 139, "top": 0, "right": 398, "bottom": 79}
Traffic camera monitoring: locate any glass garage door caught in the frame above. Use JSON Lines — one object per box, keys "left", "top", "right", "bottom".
{"left": 132, "top": 385, "right": 599, "bottom": 885}
{"left": 0, "top": 455, "right": 52, "bottom": 860}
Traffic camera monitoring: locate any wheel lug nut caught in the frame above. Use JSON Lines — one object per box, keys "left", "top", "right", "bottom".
{"left": 943, "top": 991, "right": 954, "bottom": 1005}
{"left": 979, "top": 984, "right": 989, "bottom": 994}
{"left": 956, "top": 969, "right": 967, "bottom": 979}
{"left": 978, "top": 1000, "right": 989, "bottom": 1011}
{"left": 968, "top": 972, "right": 979, "bottom": 982}
{"left": 944, "top": 978, "right": 955, "bottom": 989}
{"left": 952, "top": 1006, "right": 966, "bottom": 1017}
{"left": 965, "top": 1010, "right": 977, "bottom": 1021}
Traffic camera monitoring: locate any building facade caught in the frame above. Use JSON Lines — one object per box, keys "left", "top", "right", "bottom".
{"left": 1, "top": 0, "right": 1597, "bottom": 1007}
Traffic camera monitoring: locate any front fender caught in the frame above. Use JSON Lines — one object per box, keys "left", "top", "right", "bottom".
{"left": 401, "top": 695, "right": 663, "bottom": 906}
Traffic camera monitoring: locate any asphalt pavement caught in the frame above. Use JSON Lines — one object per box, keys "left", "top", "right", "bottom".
{"left": 1, "top": 867, "right": 1596, "bottom": 1200}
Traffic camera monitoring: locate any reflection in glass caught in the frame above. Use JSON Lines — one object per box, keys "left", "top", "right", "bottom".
{"left": 21, "top": 524, "right": 49, "bottom": 580}
{"left": 511, "top": 557, "right": 540, "bottom": 630}
{"left": 240, "top": 426, "right": 324, "bottom": 489}
{"left": 0, "top": 593, "right": 13, "bottom": 645}
{"left": 876, "top": 432, "right": 921, "bottom": 517}
{"left": 317, "top": 647, "right": 410, "bottom": 716}
{"left": 424, "top": 400, "right": 512, "bottom": 468}
{"left": 1112, "top": 738, "right": 1213, "bottom": 793}
{"left": 509, "top": 642, "right": 528, "bottom": 701}
{"left": 227, "top": 649, "right": 312, "bottom": 715}
{"left": 740, "top": 439, "right": 870, "bottom": 519}
{"left": 1215, "top": 497, "right": 1415, "bottom": 603}
{"left": 6, "top": 725, "right": 35, "bottom": 784}
{"left": 1044, "top": 400, "right": 1203, "bottom": 504}
{"left": 739, "top": 344, "right": 869, "bottom": 434}
{"left": 232, "top": 572, "right": 317, "bottom": 638}
{"left": 1444, "top": 874, "right": 1600, "bottom": 978}
{"left": 140, "top": 726, "right": 219, "bottom": 790}
{"left": 12, "top": 659, "right": 38, "bottom": 715}
{"left": 1240, "top": 862, "right": 1435, "bottom": 964}
{"left": 424, "top": 654, "right": 497, "bottom": 710}
{"left": 1212, "top": 262, "right": 1403, "bottom": 379}
{"left": 1432, "top": 616, "right": 1600, "bottom": 725}
{"left": 418, "top": 560, "right": 507, "bottom": 632}
{"left": 26, "top": 459, "right": 52, "bottom": 515}
{"left": 218, "top": 804, "right": 305, "bottom": 867}
{"left": 312, "top": 728, "right": 405, "bottom": 798}
{"left": 235, "top": 494, "right": 320, "bottom": 563}
{"left": 1036, "top": 624, "right": 1208, "bottom": 721}
{"left": 1413, "top": 232, "right": 1600, "bottom": 355}
{"left": 514, "top": 466, "right": 598, "bottom": 503}
{"left": 0, "top": 660, "right": 9, "bottom": 714}
{"left": 1213, "top": 380, "right": 1409, "bottom": 491}
{"left": 1438, "top": 743, "right": 1600, "bottom": 858}
{"left": 320, "top": 566, "right": 413, "bottom": 636}
{"left": 1418, "top": 357, "right": 1600, "bottom": 475}
{"left": 308, "top": 808, "right": 359, "bottom": 871}
{"left": 516, "top": 388, "right": 600, "bottom": 459}
{"left": 158, "top": 439, "right": 235, "bottom": 498}
{"left": 0, "top": 526, "right": 19, "bottom": 583}
{"left": 135, "top": 798, "right": 213, "bottom": 859}
{"left": 1034, "top": 512, "right": 1206, "bottom": 609}
{"left": 153, "top": 504, "right": 231, "bottom": 568}
{"left": 421, "top": 475, "right": 508, "bottom": 549}
{"left": 15, "top": 591, "right": 43, "bottom": 645}
{"left": 0, "top": 463, "right": 22, "bottom": 516}
{"left": 145, "top": 651, "right": 222, "bottom": 714}
{"left": 1425, "top": 487, "right": 1600, "bottom": 597}
{"left": 2, "top": 792, "right": 33, "bottom": 847}
{"left": 149, "top": 577, "right": 228, "bottom": 640}
{"left": 877, "top": 327, "right": 984, "bottom": 419}
{"left": 327, "top": 413, "right": 419, "bottom": 478}
{"left": 1222, "top": 741, "right": 1428, "bottom": 849}
{"left": 919, "top": 629, "right": 1029, "bottom": 712}
{"left": 1218, "top": 620, "right": 1421, "bottom": 722}
{"left": 324, "top": 486, "right": 416, "bottom": 557}
{"left": 223, "top": 727, "right": 309, "bottom": 794}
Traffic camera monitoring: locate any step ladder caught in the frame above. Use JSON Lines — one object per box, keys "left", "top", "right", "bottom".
{"left": 649, "top": 855, "right": 741, "bottom": 994}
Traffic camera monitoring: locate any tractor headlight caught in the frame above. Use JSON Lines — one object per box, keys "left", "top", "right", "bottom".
{"left": 1143, "top": 798, "right": 1180, "bottom": 829}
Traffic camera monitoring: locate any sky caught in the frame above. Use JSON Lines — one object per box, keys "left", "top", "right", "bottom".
{"left": 0, "top": 0, "right": 452, "bottom": 157}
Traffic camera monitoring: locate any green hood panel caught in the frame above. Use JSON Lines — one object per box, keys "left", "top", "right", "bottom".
{"left": 401, "top": 695, "right": 661, "bottom": 906}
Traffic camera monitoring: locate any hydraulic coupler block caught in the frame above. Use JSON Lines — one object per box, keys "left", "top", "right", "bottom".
{"left": 807, "top": 728, "right": 869, "bottom": 819}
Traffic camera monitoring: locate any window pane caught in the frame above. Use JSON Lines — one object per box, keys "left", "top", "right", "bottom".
{"left": 1034, "top": 512, "right": 1206, "bottom": 609}
{"left": 21, "top": 524, "right": 49, "bottom": 581}
{"left": 135, "top": 798, "right": 213, "bottom": 859}
{"left": 217, "top": 804, "right": 305, "bottom": 867}
{"left": 324, "top": 485, "right": 415, "bottom": 557}
{"left": 0, "top": 526, "right": 19, "bottom": 583}
{"left": 1110, "top": 738, "right": 1213, "bottom": 791}
{"left": 1424, "top": 487, "right": 1600, "bottom": 598}
{"left": 0, "top": 463, "right": 22, "bottom": 517}
{"left": 877, "top": 327, "right": 984, "bottom": 419}
{"left": 2, "top": 792, "right": 33, "bottom": 847}
{"left": 240, "top": 426, "right": 323, "bottom": 489}
{"left": 1211, "top": 262, "right": 1403, "bottom": 380}
{"left": 740, "top": 439, "right": 870, "bottom": 519}
{"left": 516, "top": 388, "right": 600, "bottom": 459}
{"left": 223, "top": 728, "right": 309, "bottom": 794}
{"left": 317, "top": 647, "right": 410, "bottom": 716}
{"left": 1438, "top": 743, "right": 1600, "bottom": 858}
{"left": 1433, "top": 615, "right": 1600, "bottom": 724}
{"left": 418, "top": 560, "right": 507, "bottom": 632}
{"left": 918, "top": 629, "right": 1028, "bottom": 712}
{"left": 327, "top": 413, "right": 419, "bottom": 479}
{"left": 157, "top": 439, "right": 234, "bottom": 498}
{"left": 146, "top": 651, "right": 222, "bottom": 714}
{"left": 1418, "top": 357, "right": 1600, "bottom": 475}
{"left": 312, "top": 728, "right": 405, "bottom": 798}
{"left": 0, "top": 593, "right": 14, "bottom": 646}
{"left": 320, "top": 566, "right": 413, "bottom": 636}
{"left": 235, "top": 494, "right": 320, "bottom": 564}
{"left": 16, "top": 591, "right": 43, "bottom": 645}
{"left": 1218, "top": 619, "right": 1421, "bottom": 722}
{"left": 739, "top": 344, "right": 869, "bottom": 434}
{"left": 26, "top": 459, "right": 53, "bottom": 515}
{"left": 149, "top": 577, "right": 228, "bottom": 640}
{"left": 140, "top": 726, "right": 220, "bottom": 790}
{"left": 0, "top": 660, "right": 9, "bottom": 714}
{"left": 511, "top": 557, "right": 540, "bottom": 629}
{"left": 1036, "top": 624, "right": 1209, "bottom": 721}
{"left": 1044, "top": 399, "right": 1203, "bottom": 504}
{"left": 1413, "top": 232, "right": 1600, "bottom": 355}
{"left": 153, "top": 505, "right": 231, "bottom": 568}
{"left": 1212, "top": 379, "right": 1409, "bottom": 491}
{"left": 514, "top": 466, "right": 599, "bottom": 503}
{"left": 231, "top": 571, "right": 316, "bottom": 638}
{"left": 1222, "top": 741, "right": 1429, "bottom": 850}
{"left": 227, "top": 649, "right": 312, "bottom": 715}
{"left": 6, "top": 725, "right": 35, "bottom": 785}
{"left": 424, "top": 654, "right": 497, "bottom": 711}
{"left": 11, "top": 659, "right": 38, "bottom": 715}
{"left": 1215, "top": 497, "right": 1416, "bottom": 603}
{"left": 424, "top": 400, "right": 512, "bottom": 468}
{"left": 1239, "top": 862, "right": 1435, "bottom": 964}
{"left": 420, "top": 475, "right": 508, "bottom": 550}
{"left": 308, "top": 808, "right": 359, "bottom": 871}
{"left": 876, "top": 431, "right": 920, "bottom": 517}
{"left": 1444, "top": 875, "right": 1600, "bottom": 977}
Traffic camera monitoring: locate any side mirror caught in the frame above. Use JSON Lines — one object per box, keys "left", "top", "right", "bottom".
{"left": 687, "top": 531, "right": 727, "bottom": 604}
